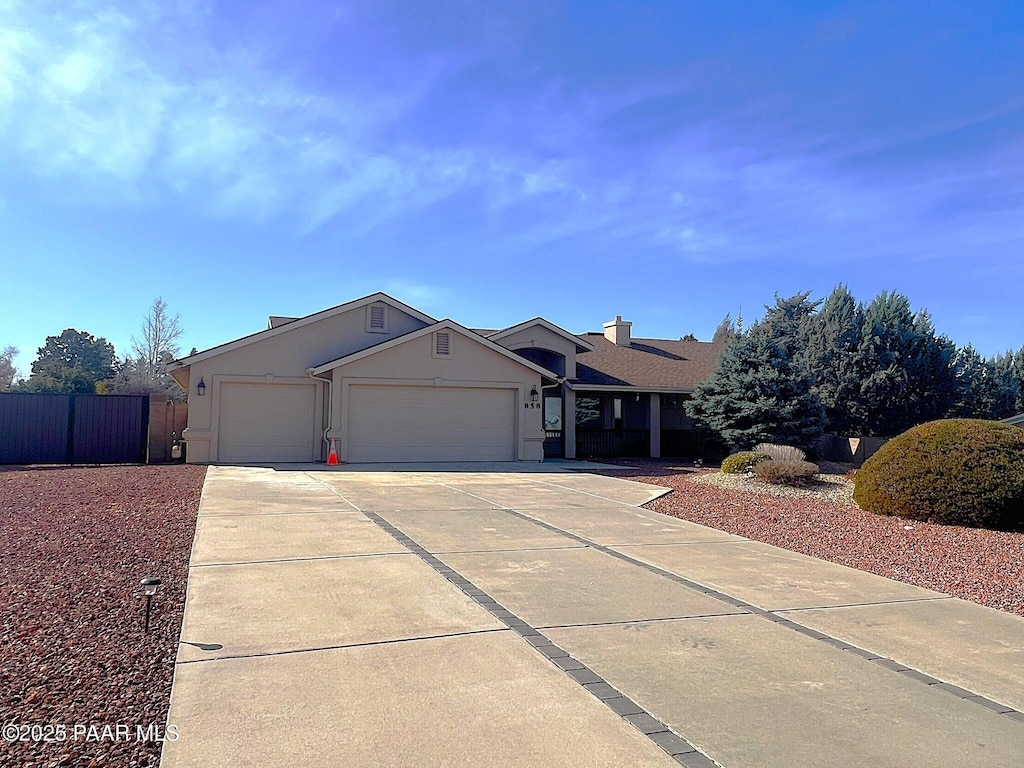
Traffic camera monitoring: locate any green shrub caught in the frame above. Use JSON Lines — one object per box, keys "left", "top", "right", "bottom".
{"left": 853, "top": 419, "right": 1024, "bottom": 530}
{"left": 752, "top": 443, "right": 807, "bottom": 462}
{"left": 721, "top": 451, "right": 770, "bottom": 474}
{"left": 753, "top": 459, "right": 820, "bottom": 486}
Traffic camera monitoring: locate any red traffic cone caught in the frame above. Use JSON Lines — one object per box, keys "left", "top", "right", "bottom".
{"left": 327, "top": 437, "right": 339, "bottom": 466}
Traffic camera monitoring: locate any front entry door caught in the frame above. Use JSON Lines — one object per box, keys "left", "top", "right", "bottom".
{"left": 543, "top": 395, "right": 563, "bottom": 458}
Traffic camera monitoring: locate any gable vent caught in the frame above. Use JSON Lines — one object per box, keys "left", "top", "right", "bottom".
{"left": 435, "top": 331, "right": 451, "bottom": 356}
{"left": 366, "top": 303, "right": 388, "bottom": 333}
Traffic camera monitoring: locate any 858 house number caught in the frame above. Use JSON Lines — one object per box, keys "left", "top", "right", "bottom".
{"left": 524, "top": 402, "right": 541, "bottom": 409}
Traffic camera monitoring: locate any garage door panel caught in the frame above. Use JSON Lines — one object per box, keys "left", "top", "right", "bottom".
{"left": 348, "top": 385, "right": 515, "bottom": 462}
{"left": 219, "top": 383, "right": 316, "bottom": 463}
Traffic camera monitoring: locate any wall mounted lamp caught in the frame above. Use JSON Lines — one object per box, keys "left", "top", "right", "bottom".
{"left": 196, "top": 378, "right": 206, "bottom": 396}
{"left": 530, "top": 386, "right": 539, "bottom": 403}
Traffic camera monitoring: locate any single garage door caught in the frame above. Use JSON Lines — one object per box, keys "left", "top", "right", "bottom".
{"left": 348, "top": 385, "right": 515, "bottom": 462}
{"left": 218, "top": 382, "right": 317, "bottom": 462}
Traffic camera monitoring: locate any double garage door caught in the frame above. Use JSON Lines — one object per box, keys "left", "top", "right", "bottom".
{"left": 217, "top": 382, "right": 515, "bottom": 463}
{"left": 347, "top": 385, "right": 515, "bottom": 462}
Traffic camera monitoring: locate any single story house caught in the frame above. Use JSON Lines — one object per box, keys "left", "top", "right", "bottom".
{"left": 166, "top": 293, "right": 723, "bottom": 464}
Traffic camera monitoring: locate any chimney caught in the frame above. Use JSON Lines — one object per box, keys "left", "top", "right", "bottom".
{"left": 603, "top": 315, "right": 632, "bottom": 347}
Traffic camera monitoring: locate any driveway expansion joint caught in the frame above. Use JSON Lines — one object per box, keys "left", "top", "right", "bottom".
{"left": 498, "top": 506, "right": 1024, "bottom": 726}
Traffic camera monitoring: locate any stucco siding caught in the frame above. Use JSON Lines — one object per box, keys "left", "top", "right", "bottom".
{"left": 183, "top": 305, "right": 427, "bottom": 462}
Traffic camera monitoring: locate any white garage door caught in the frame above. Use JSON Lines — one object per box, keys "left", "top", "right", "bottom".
{"left": 348, "top": 385, "right": 515, "bottom": 462}
{"left": 218, "top": 382, "right": 317, "bottom": 462}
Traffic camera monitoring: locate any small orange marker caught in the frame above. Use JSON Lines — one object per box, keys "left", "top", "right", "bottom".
{"left": 327, "top": 437, "right": 339, "bottom": 466}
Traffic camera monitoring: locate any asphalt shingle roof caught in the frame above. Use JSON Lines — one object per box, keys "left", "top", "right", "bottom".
{"left": 572, "top": 333, "right": 724, "bottom": 390}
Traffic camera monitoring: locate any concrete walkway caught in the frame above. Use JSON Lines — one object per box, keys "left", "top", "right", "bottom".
{"left": 162, "top": 465, "right": 1024, "bottom": 768}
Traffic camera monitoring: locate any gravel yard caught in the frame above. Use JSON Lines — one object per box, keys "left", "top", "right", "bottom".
{"left": 600, "top": 461, "right": 1024, "bottom": 617}
{"left": 0, "top": 465, "right": 206, "bottom": 768}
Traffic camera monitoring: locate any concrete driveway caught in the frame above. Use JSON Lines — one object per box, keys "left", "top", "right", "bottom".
{"left": 162, "top": 465, "right": 1024, "bottom": 768}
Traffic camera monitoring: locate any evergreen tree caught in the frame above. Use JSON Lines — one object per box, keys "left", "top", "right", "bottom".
{"left": 711, "top": 314, "right": 738, "bottom": 344}
{"left": 948, "top": 344, "right": 990, "bottom": 417}
{"left": 852, "top": 294, "right": 955, "bottom": 435}
{"left": 689, "top": 294, "right": 824, "bottom": 451}
{"left": 18, "top": 329, "right": 116, "bottom": 394}
{"left": 985, "top": 352, "right": 1020, "bottom": 419}
{"left": 1014, "top": 346, "right": 1024, "bottom": 414}
{"left": 799, "top": 284, "right": 864, "bottom": 433}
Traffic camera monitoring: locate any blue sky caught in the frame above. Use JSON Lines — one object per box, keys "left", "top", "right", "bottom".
{"left": 2, "top": 0, "right": 1023, "bottom": 374}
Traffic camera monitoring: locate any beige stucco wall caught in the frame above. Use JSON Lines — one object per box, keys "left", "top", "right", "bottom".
{"left": 326, "top": 330, "right": 545, "bottom": 462}
{"left": 494, "top": 326, "right": 579, "bottom": 378}
{"left": 183, "top": 305, "right": 428, "bottom": 462}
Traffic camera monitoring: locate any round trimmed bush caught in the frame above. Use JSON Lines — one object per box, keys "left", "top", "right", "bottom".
{"left": 853, "top": 419, "right": 1024, "bottom": 530}
{"left": 721, "top": 451, "right": 770, "bottom": 475}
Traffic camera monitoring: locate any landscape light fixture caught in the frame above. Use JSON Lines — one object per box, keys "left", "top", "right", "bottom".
{"left": 140, "top": 577, "right": 161, "bottom": 633}
{"left": 196, "top": 378, "right": 206, "bottom": 396}
{"left": 530, "top": 386, "right": 539, "bottom": 403}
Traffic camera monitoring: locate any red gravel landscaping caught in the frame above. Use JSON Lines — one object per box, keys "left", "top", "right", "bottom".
{"left": 0, "top": 465, "right": 206, "bottom": 768}
{"left": 599, "top": 461, "right": 1024, "bottom": 617}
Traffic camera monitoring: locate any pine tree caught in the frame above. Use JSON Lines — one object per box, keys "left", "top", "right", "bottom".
{"left": 986, "top": 352, "right": 1020, "bottom": 419}
{"left": 689, "top": 294, "right": 824, "bottom": 451}
{"left": 799, "top": 284, "right": 864, "bottom": 433}
{"left": 852, "top": 294, "right": 955, "bottom": 435}
{"left": 711, "top": 314, "right": 738, "bottom": 344}
{"left": 948, "top": 345, "right": 990, "bottom": 417}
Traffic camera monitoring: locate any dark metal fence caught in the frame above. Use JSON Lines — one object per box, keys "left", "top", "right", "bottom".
{"left": 577, "top": 429, "right": 650, "bottom": 458}
{"left": 661, "top": 429, "right": 701, "bottom": 458}
{"left": 0, "top": 393, "right": 150, "bottom": 465}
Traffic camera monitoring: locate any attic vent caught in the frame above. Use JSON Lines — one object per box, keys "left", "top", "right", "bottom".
{"left": 366, "top": 303, "right": 388, "bottom": 333}
{"left": 434, "top": 331, "right": 451, "bottom": 357}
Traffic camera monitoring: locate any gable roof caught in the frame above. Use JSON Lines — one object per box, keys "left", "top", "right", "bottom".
{"left": 309, "top": 320, "right": 560, "bottom": 379}
{"left": 488, "top": 318, "right": 595, "bottom": 353}
{"left": 571, "top": 333, "right": 724, "bottom": 391}
{"left": 167, "top": 293, "right": 435, "bottom": 370}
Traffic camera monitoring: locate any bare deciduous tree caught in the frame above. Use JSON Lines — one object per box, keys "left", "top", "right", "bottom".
{"left": 0, "top": 345, "right": 18, "bottom": 391}
{"left": 132, "top": 298, "right": 183, "bottom": 385}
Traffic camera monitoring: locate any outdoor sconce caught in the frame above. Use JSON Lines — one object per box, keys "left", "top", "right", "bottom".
{"left": 141, "top": 577, "right": 161, "bottom": 633}
{"left": 196, "top": 378, "right": 206, "bottom": 396}
{"left": 530, "top": 386, "right": 539, "bottom": 403}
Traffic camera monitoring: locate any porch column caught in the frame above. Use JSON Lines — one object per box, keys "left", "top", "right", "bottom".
{"left": 649, "top": 392, "right": 661, "bottom": 459}
{"left": 563, "top": 386, "right": 576, "bottom": 459}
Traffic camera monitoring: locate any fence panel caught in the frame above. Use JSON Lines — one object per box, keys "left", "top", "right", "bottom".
{"left": 72, "top": 395, "right": 149, "bottom": 464}
{"left": 0, "top": 394, "right": 70, "bottom": 464}
{"left": 0, "top": 393, "right": 149, "bottom": 465}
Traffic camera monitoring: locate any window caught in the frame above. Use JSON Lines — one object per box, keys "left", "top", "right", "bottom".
{"left": 575, "top": 397, "right": 601, "bottom": 427}
{"left": 544, "top": 397, "right": 562, "bottom": 430}
{"left": 366, "top": 303, "right": 388, "bottom": 333}
{"left": 613, "top": 397, "right": 623, "bottom": 431}
{"left": 433, "top": 331, "right": 451, "bottom": 357}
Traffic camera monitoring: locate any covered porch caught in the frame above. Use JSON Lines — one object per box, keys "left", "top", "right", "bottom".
{"left": 544, "top": 387, "right": 700, "bottom": 460}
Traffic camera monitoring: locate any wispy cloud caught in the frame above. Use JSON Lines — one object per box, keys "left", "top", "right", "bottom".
{"left": 2, "top": 0, "right": 1022, "bottom": 270}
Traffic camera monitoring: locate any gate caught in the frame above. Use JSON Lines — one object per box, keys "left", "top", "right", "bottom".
{"left": 0, "top": 393, "right": 150, "bottom": 465}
